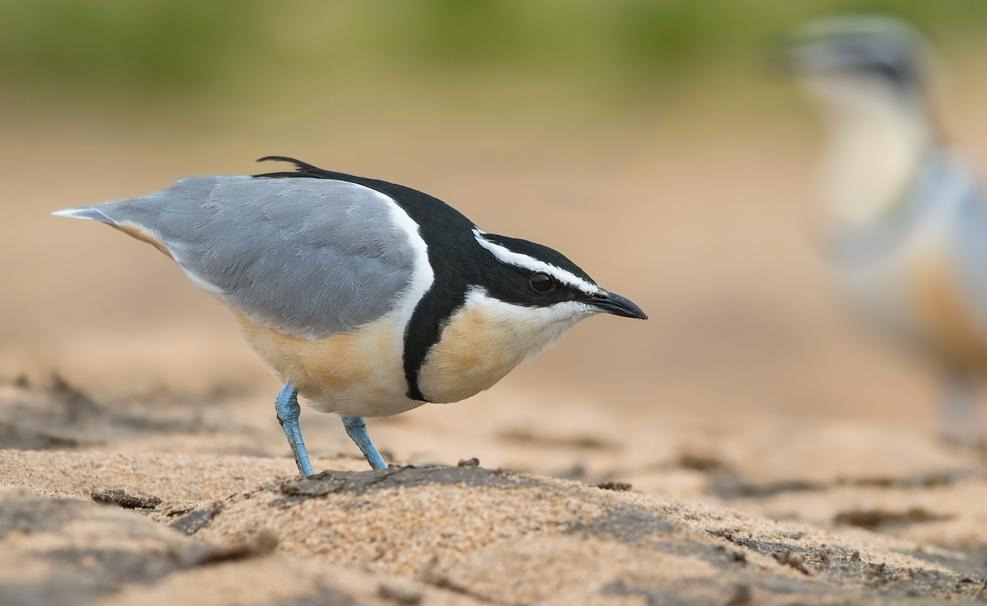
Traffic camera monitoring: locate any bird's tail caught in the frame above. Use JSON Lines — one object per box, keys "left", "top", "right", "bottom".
{"left": 51, "top": 206, "right": 116, "bottom": 225}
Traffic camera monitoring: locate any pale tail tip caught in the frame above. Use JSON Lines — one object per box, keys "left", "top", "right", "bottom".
{"left": 51, "top": 207, "right": 113, "bottom": 223}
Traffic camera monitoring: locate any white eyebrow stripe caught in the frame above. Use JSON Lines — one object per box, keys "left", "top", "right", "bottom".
{"left": 473, "top": 229, "right": 598, "bottom": 295}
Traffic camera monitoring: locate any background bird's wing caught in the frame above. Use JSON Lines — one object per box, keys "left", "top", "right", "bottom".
{"left": 896, "top": 152, "right": 987, "bottom": 357}
{"left": 950, "top": 170, "right": 987, "bottom": 335}
{"left": 84, "top": 176, "right": 418, "bottom": 338}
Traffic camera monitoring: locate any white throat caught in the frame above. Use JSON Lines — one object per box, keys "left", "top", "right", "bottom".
{"left": 809, "top": 78, "right": 932, "bottom": 230}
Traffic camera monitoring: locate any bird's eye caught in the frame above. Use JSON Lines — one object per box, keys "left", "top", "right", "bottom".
{"left": 529, "top": 272, "right": 555, "bottom": 293}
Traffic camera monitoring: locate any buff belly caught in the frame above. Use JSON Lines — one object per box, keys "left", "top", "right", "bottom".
{"left": 416, "top": 291, "right": 591, "bottom": 403}
{"left": 416, "top": 310, "right": 529, "bottom": 404}
{"left": 909, "top": 236, "right": 987, "bottom": 370}
{"left": 236, "top": 290, "right": 590, "bottom": 412}
{"left": 233, "top": 311, "right": 420, "bottom": 417}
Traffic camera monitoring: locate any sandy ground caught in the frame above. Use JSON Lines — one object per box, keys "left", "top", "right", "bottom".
{"left": 3, "top": 370, "right": 987, "bottom": 605}
{"left": 5, "top": 90, "right": 987, "bottom": 603}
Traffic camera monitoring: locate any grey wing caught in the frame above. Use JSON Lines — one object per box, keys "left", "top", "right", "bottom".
{"left": 81, "top": 176, "right": 417, "bottom": 338}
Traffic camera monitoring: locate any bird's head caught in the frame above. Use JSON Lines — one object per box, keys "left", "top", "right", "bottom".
{"left": 469, "top": 229, "right": 647, "bottom": 327}
{"left": 783, "top": 16, "right": 932, "bottom": 116}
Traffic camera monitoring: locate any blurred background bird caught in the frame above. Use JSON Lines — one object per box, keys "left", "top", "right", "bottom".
{"left": 787, "top": 16, "right": 987, "bottom": 446}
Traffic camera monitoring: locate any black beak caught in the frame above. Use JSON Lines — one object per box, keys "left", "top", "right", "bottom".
{"left": 589, "top": 290, "right": 648, "bottom": 320}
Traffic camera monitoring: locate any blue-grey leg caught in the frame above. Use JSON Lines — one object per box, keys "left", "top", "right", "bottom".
{"left": 275, "top": 384, "right": 314, "bottom": 476}
{"left": 342, "top": 416, "right": 388, "bottom": 470}
{"left": 939, "top": 372, "right": 983, "bottom": 447}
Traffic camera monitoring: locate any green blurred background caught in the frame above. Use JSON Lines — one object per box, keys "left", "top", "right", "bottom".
{"left": 3, "top": 0, "right": 985, "bottom": 127}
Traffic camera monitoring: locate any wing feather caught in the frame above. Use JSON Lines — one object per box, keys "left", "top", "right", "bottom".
{"left": 87, "top": 176, "right": 418, "bottom": 338}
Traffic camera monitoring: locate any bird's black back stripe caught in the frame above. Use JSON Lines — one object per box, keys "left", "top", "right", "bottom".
{"left": 254, "top": 156, "right": 480, "bottom": 402}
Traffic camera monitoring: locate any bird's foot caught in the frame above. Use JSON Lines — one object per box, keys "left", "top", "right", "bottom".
{"left": 940, "top": 375, "right": 984, "bottom": 449}
{"left": 342, "top": 416, "right": 388, "bottom": 470}
{"left": 275, "top": 384, "right": 315, "bottom": 476}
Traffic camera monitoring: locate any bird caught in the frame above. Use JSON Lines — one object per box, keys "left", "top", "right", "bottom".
{"left": 786, "top": 16, "right": 987, "bottom": 445}
{"left": 53, "top": 156, "right": 647, "bottom": 474}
